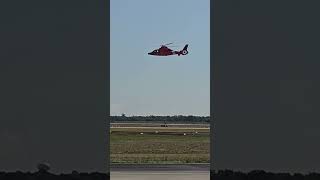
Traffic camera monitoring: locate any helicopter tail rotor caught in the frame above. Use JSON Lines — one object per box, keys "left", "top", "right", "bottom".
{"left": 177, "top": 44, "right": 189, "bottom": 55}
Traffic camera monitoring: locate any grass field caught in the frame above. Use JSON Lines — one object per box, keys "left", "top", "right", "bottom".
{"left": 111, "top": 129, "right": 210, "bottom": 164}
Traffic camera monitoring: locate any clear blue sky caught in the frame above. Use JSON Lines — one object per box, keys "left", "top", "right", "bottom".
{"left": 111, "top": 0, "right": 210, "bottom": 116}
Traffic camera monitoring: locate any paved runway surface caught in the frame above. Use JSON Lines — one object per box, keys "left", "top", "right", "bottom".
{"left": 111, "top": 171, "right": 209, "bottom": 180}
{"left": 110, "top": 164, "right": 210, "bottom": 180}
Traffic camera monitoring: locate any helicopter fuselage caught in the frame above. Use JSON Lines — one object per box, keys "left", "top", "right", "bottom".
{"left": 148, "top": 44, "right": 188, "bottom": 56}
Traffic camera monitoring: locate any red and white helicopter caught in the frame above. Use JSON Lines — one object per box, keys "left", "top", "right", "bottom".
{"left": 148, "top": 43, "right": 189, "bottom": 56}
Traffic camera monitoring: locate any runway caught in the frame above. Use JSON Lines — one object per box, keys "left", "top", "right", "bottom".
{"left": 111, "top": 171, "right": 209, "bottom": 180}
{"left": 110, "top": 164, "right": 210, "bottom": 180}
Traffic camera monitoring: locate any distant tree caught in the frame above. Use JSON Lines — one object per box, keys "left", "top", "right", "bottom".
{"left": 186, "top": 115, "right": 194, "bottom": 122}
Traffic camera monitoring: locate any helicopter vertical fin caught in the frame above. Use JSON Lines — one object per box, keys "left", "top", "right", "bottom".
{"left": 182, "top": 44, "right": 188, "bottom": 50}
{"left": 178, "top": 44, "right": 189, "bottom": 56}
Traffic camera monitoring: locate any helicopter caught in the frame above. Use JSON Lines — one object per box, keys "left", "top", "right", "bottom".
{"left": 148, "top": 43, "right": 189, "bottom": 56}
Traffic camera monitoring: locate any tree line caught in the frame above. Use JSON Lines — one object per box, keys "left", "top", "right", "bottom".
{"left": 210, "top": 170, "right": 319, "bottom": 180}
{"left": 110, "top": 114, "right": 210, "bottom": 124}
{"left": 2, "top": 170, "right": 320, "bottom": 180}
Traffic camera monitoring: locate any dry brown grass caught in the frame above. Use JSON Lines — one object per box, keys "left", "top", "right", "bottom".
{"left": 111, "top": 133, "right": 210, "bottom": 164}
{"left": 111, "top": 154, "right": 209, "bottom": 164}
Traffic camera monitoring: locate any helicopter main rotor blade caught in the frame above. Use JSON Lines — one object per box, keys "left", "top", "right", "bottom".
{"left": 164, "top": 43, "right": 173, "bottom": 46}
{"left": 166, "top": 46, "right": 179, "bottom": 48}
